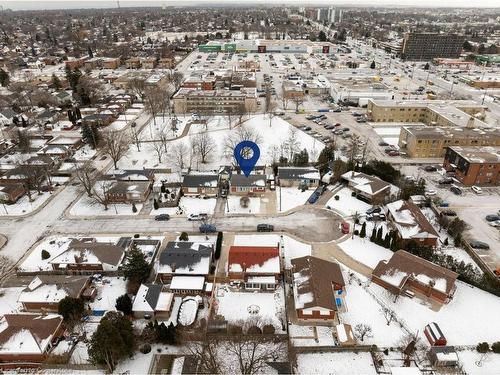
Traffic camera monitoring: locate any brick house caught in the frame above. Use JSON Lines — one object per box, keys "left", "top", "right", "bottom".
{"left": 291, "top": 256, "right": 345, "bottom": 320}
{"left": 228, "top": 246, "right": 281, "bottom": 290}
{"left": 105, "top": 181, "right": 152, "bottom": 203}
{"left": 372, "top": 250, "right": 458, "bottom": 304}
{"left": 18, "top": 275, "right": 90, "bottom": 312}
{"left": 386, "top": 200, "right": 439, "bottom": 248}
{"left": 277, "top": 167, "right": 320, "bottom": 188}
{"left": 0, "top": 314, "right": 64, "bottom": 364}
{"left": 49, "top": 239, "right": 125, "bottom": 274}
{"left": 443, "top": 146, "right": 499, "bottom": 186}
{"left": 132, "top": 283, "right": 174, "bottom": 319}
{"left": 341, "top": 171, "right": 393, "bottom": 204}
{"left": 181, "top": 174, "right": 219, "bottom": 197}
{"left": 0, "top": 183, "right": 27, "bottom": 203}
{"left": 229, "top": 174, "right": 266, "bottom": 196}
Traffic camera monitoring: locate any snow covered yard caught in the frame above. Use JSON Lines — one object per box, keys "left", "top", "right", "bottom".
{"left": 233, "top": 234, "right": 311, "bottom": 269}
{"left": 0, "top": 287, "right": 23, "bottom": 315}
{"left": 296, "top": 352, "right": 377, "bottom": 375}
{"left": 89, "top": 277, "right": 127, "bottom": 315}
{"left": 150, "top": 196, "right": 216, "bottom": 216}
{"left": 457, "top": 349, "right": 500, "bottom": 375}
{"left": 70, "top": 194, "right": 143, "bottom": 216}
{"left": 289, "top": 324, "right": 337, "bottom": 347}
{"left": 276, "top": 187, "right": 311, "bottom": 212}
{"left": 18, "top": 236, "right": 73, "bottom": 272}
{"left": 338, "top": 233, "right": 392, "bottom": 269}
{"left": 0, "top": 191, "right": 52, "bottom": 216}
{"left": 214, "top": 285, "right": 286, "bottom": 332}
{"left": 325, "top": 187, "right": 372, "bottom": 217}
{"left": 142, "top": 115, "right": 190, "bottom": 141}
{"left": 226, "top": 196, "right": 261, "bottom": 214}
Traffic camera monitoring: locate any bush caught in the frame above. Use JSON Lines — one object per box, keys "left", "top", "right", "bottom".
{"left": 215, "top": 231, "right": 223, "bottom": 260}
{"left": 246, "top": 326, "right": 262, "bottom": 334}
{"left": 353, "top": 230, "right": 359, "bottom": 236}
{"left": 351, "top": 191, "right": 356, "bottom": 197}
{"left": 491, "top": 342, "right": 500, "bottom": 353}
{"left": 153, "top": 199, "right": 159, "bottom": 210}
{"left": 179, "top": 232, "right": 189, "bottom": 241}
{"left": 334, "top": 195, "right": 339, "bottom": 200}
{"left": 477, "top": 342, "right": 489, "bottom": 353}
{"left": 262, "top": 324, "right": 275, "bottom": 334}
{"left": 132, "top": 203, "right": 137, "bottom": 213}
{"left": 228, "top": 324, "right": 243, "bottom": 335}
{"left": 41, "top": 249, "right": 51, "bottom": 260}
{"left": 140, "top": 344, "right": 151, "bottom": 354}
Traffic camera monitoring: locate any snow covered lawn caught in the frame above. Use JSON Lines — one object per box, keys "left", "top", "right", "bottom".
{"left": 0, "top": 191, "right": 52, "bottom": 216}
{"left": 276, "top": 187, "right": 311, "bottom": 212}
{"left": 296, "top": 352, "right": 377, "bottom": 375}
{"left": 325, "top": 188, "right": 372, "bottom": 217}
{"left": 226, "top": 196, "right": 261, "bottom": 214}
{"left": 214, "top": 285, "right": 286, "bottom": 332}
{"left": 70, "top": 194, "right": 143, "bottom": 216}
{"left": 89, "top": 277, "right": 127, "bottom": 314}
{"left": 151, "top": 196, "right": 216, "bottom": 216}
{"left": 458, "top": 349, "right": 500, "bottom": 375}
{"left": 0, "top": 287, "right": 23, "bottom": 315}
{"left": 338, "top": 235, "right": 393, "bottom": 269}
{"left": 289, "top": 324, "right": 337, "bottom": 347}
{"left": 18, "top": 237, "right": 73, "bottom": 272}
{"left": 439, "top": 246, "right": 482, "bottom": 270}
{"left": 233, "top": 234, "right": 311, "bottom": 269}
{"left": 142, "top": 115, "right": 190, "bottom": 141}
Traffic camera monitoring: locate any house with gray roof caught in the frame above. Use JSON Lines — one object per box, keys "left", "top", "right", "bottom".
{"left": 230, "top": 174, "right": 266, "bottom": 195}
{"left": 181, "top": 174, "right": 219, "bottom": 197}
{"left": 132, "top": 283, "right": 174, "bottom": 318}
{"left": 278, "top": 167, "right": 320, "bottom": 188}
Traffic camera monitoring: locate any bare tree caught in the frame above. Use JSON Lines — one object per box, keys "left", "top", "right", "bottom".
{"left": 224, "top": 107, "right": 235, "bottom": 130}
{"left": 380, "top": 306, "right": 397, "bottom": 326}
{"left": 76, "top": 75, "right": 104, "bottom": 105}
{"left": 225, "top": 338, "right": 285, "bottom": 374}
{"left": 192, "top": 131, "right": 217, "bottom": 164}
{"left": 150, "top": 132, "right": 169, "bottom": 164}
{"left": 127, "top": 78, "right": 147, "bottom": 101}
{"left": 172, "top": 142, "right": 189, "bottom": 170}
{"left": 292, "top": 96, "right": 304, "bottom": 112}
{"left": 169, "top": 71, "right": 184, "bottom": 92}
{"left": 102, "top": 131, "right": 130, "bottom": 169}
{"left": 130, "top": 123, "right": 142, "bottom": 152}
{"left": 223, "top": 125, "right": 263, "bottom": 164}
{"left": 73, "top": 161, "right": 95, "bottom": 197}
{"left": 89, "top": 178, "right": 113, "bottom": 211}
{"left": 283, "top": 127, "right": 301, "bottom": 162}
{"left": 235, "top": 104, "right": 248, "bottom": 125}
{"left": 354, "top": 323, "right": 373, "bottom": 342}
{"left": 144, "top": 86, "right": 163, "bottom": 126}
{"left": 185, "top": 340, "right": 222, "bottom": 374}
{"left": 280, "top": 95, "right": 290, "bottom": 111}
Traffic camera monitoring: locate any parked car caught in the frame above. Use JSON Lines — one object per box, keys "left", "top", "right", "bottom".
{"left": 424, "top": 165, "right": 437, "bottom": 172}
{"left": 341, "top": 222, "right": 350, "bottom": 234}
{"left": 485, "top": 214, "right": 500, "bottom": 222}
{"left": 366, "top": 206, "right": 382, "bottom": 215}
{"left": 199, "top": 224, "right": 216, "bottom": 233}
{"left": 488, "top": 220, "right": 500, "bottom": 228}
{"left": 154, "top": 214, "right": 170, "bottom": 221}
{"left": 450, "top": 186, "right": 463, "bottom": 195}
{"left": 388, "top": 150, "right": 400, "bottom": 157}
{"left": 308, "top": 191, "right": 320, "bottom": 204}
{"left": 378, "top": 141, "right": 389, "bottom": 146}
{"left": 188, "top": 213, "right": 208, "bottom": 221}
{"left": 366, "top": 212, "right": 386, "bottom": 221}
{"left": 440, "top": 209, "right": 457, "bottom": 217}
{"left": 471, "top": 185, "right": 483, "bottom": 195}
{"left": 356, "top": 117, "right": 367, "bottom": 123}
{"left": 438, "top": 177, "right": 454, "bottom": 185}
{"left": 469, "top": 240, "right": 490, "bottom": 250}
{"left": 424, "top": 189, "right": 437, "bottom": 197}
{"left": 257, "top": 224, "right": 274, "bottom": 232}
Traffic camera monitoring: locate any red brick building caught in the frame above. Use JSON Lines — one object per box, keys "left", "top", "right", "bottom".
{"left": 443, "top": 146, "right": 499, "bottom": 186}
{"left": 291, "top": 256, "right": 345, "bottom": 320}
{"left": 372, "top": 250, "right": 458, "bottom": 304}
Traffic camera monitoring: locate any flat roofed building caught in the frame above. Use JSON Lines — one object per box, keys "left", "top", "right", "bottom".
{"left": 173, "top": 88, "right": 257, "bottom": 114}
{"left": 399, "top": 126, "right": 500, "bottom": 158}
{"left": 331, "top": 78, "right": 392, "bottom": 106}
{"left": 443, "top": 146, "right": 500, "bottom": 186}
{"left": 401, "top": 33, "right": 464, "bottom": 61}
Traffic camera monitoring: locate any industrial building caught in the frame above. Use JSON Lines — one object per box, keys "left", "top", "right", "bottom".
{"left": 401, "top": 33, "right": 464, "bottom": 61}
{"left": 443, "top": 146, "right": 499, "bottom": 186}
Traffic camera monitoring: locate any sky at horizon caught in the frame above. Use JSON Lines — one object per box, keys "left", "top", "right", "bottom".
{"left": 0, "top": 0, "right": 499, "bottom": 11}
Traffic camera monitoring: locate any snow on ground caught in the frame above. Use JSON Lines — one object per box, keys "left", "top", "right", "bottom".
{"left": 178, "top": 297, "right": 200, "bottom": 326}
{"left": 458, "top": 349, "right": 500, "bottom": 375}
{"left": 226, "top": 196, "right": 261, "bottom": 214}
{"left": 339, "top": 235, "right": 392, "bottom": 269}
{"left": 142, "top": 115, "right": 190, "bottom": 141}
{"left": 151, "top": 197, "right": 216, "bottom": 216}
{"left": 0, "top": 287, "right": 24, "bottom": 315}
{"left": 18, "top": 236, "right": 73, "bottom": 272}
{"left": 233, "top": 234, "right": 311, "bottom": 269}
{"left": 0, "top": 191, "right": 52, "bottom": 216}
{"left": 73, "top": 144, "right": 97, "bottom": 161}
{"left": 325, "top": 187, "right": 372, "bottom": 217}
{"left": 372, "top": 280, "right": 500, "bottom": 346}
{"left": 114, "top": 344, "right": 182, "bottom": 375}
{"left": 51, "top": 339, "right": 74, "bottom": 356}
{"left": 289, "top": 324, "right": 337, "bottom": 347}
{"left": 70, "top": 194, "right": 143, "bottom": 216}
{"left": 89, "top": 277, "right": 127, "bottom": 314}
{"left": 439, "top": 246, "right": 482, "bottom": 270}
{"left": 276, "top": 187, "right": 311, "bottom": 212}
{"left": 215, "top": 285, "right": 285, "bottom": 332}
{"left": 296, "top": 352, "right": 377, "bottom": 375}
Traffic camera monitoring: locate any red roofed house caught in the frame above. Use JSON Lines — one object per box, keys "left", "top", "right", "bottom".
{"left": 227, "top": 245, "right": 281, "bottom": 291}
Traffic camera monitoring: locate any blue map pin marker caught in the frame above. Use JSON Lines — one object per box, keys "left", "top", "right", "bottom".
{"left": 234, "top": 140, "right": 260, "bottom": 177}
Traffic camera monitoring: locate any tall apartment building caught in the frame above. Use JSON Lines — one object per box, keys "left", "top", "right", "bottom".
{"left": 172, "top": 88, "right": 257, "bottom": 114}
{"left": 401, "top": 33, "right": 464, "bottom": 61}
{"left": 443, "top": 146, "right": 499, "bottom": 186}
{"left": 398, "top": 126, "right": 500, "bottom": 158}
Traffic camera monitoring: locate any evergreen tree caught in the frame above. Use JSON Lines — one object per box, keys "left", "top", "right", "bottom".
{"left": 51, "top": 74, "right": 62, "bottom": 89}
{"left": 66, "top": 67, "right": 81, "bottom": 90}
{"left": 81, "top": 123, "right": 101, "bottom": 149}
{"left": 153, "top": 199, "right": 159, "bottom": 210}
{"left": 376, "top": 226, "right": 383, "bottom": 244}
{"left": 293, "top": 149, "right": 309, "bottom": 167}
{"left": 132, "top": 203, "right": 137, "bottom": 213}
{"left": 179, "top": 232, "right": 189, "bottom": 241}
{"left": 215, "top": 231, "right": 223, "bottom": 260}
{"left": 0, "top": 69, "right": 10, "bottom": 87}
{"left": 122, "top": 244, "right": 151, "bottom": 284}
{"left": 58, "top": 296, "right": 84, "bottom": 322}
{"left": 370, "top": 227, "right": 377, "bottom": 242}
{"left": 370, "top": 60, "right": 376, "bottom": 69}
{"left": 88, "top": 312, "right": 135, "bottom": 373}
{"left": 87, "top": 46, "right": 94, "bottom": 58}
{"left": 359, "top": 222, "right": 366, "bottom": 238}
{"left": 115, "top": 294, "right": 133, "bottom": 316}
{"left": 316, "top": 146, "right": 336, "bottom": 175}
{"left": 383, "top": 233, "right": 391, "bottom": 248}
{"left": 318, "top": 30, "right": 327, "bottom": 42}
{"left": 75, "top": 107, "right": 82, "bottom": 119}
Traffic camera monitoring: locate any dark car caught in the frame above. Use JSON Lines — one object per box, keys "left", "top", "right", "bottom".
{"left": 199, "top": 224, "right": 216, "bottom": 233}
{"left": 388, "top": 150, "right": 400, "bottom": 156}
{"left": 440, "top": 209, "right": 457, "bottom": 217}
{"left": 424, "top": 165, "right": 437, "bottom": 172}
{"left": 154, "top": 214, "right": 170, "bottom": 221}
{"left": 366, "top": 206, "right": 382, "bottom": 215}
{"left": 257, "top": 224, "right": 274, "bottom": 232}
{"left": 450, "top": 186, "right": 463, "bottom": 195}
{"left": 485, "top": 214, "right": 500, "bottom": 222}
{"left": 378, "top": 141, "right": 389, "bottom": 146}
{"left": 438, "top": 178, "right": 454, "bottom": 185}
{"left": 469, "top": 240, "right": 490, "bottom": 250}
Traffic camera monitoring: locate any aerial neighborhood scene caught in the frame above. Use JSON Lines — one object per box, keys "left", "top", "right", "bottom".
{"left": 0, "top": 0, "right": 500, "bottom": 374}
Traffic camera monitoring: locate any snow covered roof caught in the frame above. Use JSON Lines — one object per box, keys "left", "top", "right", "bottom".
{"left": 341, "top": 171, "right": 392, "bottom": 196}
{"left": 157, "top": 241, "right": 213, "bottom": 276}
{"left": 373, "top": 250, "right": 458, "bottom": 296}
{"left": 0, "top": 314, "right": 63, "bottom": 356}
{"left": 228, "top": 246, "right": 280, "bottom": 275}
{"left": 291, "top": 256, "right": 344, "bottom": 311}
{"left": 278, "top": 167, "right": 320, "bottom": 181}
{"left": 182, "top": 174, "right": 219, "bottom": 188}
{"left": 230, "top": 174, "right": 266, "bottom": 187}
{"left": 18, "top": 275, "right": 89, "bottom": 305}
{"left": 132, "top": 284, "right": 173, "bottom": 313}
{"left": 169, "top": 276, "right": 205, "bottom": 291}
{"left": 386, "top": 200, "right": 439, "bottom": 240}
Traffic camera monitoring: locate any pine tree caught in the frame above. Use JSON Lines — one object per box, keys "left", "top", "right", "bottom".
{"left": 153, "top": 199, "right": 159, "bottom": 210}
{"left": 51, "top": 74, "right": 62, "bottom": 89}
{"left": 122, "top": 244, "right": 151, "bottom": 284}
{"left": 81, "top": 123, "right": 101, "bottom": 148}
{"left": 179, "top": 232, "right": 189, "bottom": 241}
{"left": 115, "top": 294, "right": 133, "bottom": 316}
{"left": 0, "top": 69, "right": 9, "bottom": 87}
{"left": 88, "top": 46, "right": 94, "bottom": 58}
{"left": 376, "top": 226, "right": 383, "bottom": 245}
{"left": 132, "top": 203, "right": 137, "bottom": 213}
{"left": 370, "top": 60, "right": 376, "bottom": 69}
{"left": 359, "top": 222, "right": 366, "bottom": 238}
{"left": 215, "top": 231, "right": 223, "bottom": 260}
{"left": 383, "top": 233, "right": 391, "bottom": 248}
{"left": 370, "top": 227, "right": 377, "bottom": 242}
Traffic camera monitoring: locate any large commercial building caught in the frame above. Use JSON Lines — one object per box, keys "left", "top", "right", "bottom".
{"left": 198, "top": 39, "right": 335, "bottom": 54}
{"left": 331, "top": 78, "right": 392, "bottom": 106}
{"left": 401, "top": 33, "right": 464, "bottom": 61}
{"left": 443, "top": 146, "right": 499, "bottom": 186}
{"left": 172, "top": 88, "right": 257, "bottom": 114}
{"left": 367, "top": 99, "right": 487, "bottom": 127}
{"left": 398, "top": 126, "right": 500, "bottom": 158}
